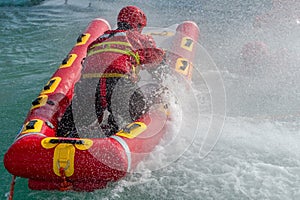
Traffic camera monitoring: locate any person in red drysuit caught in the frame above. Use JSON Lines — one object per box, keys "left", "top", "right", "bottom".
{"left": 57, "top": 6, "right": 165, "bottom": 137}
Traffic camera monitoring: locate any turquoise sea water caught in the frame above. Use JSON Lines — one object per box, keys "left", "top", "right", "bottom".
{"left": 0, "top": 0, "right": 44, "bottom": 7}
{"left": 1, "top": 0, "right": 299, "bottom": 199}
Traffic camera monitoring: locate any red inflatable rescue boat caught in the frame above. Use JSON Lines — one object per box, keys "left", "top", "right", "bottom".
{"left": 4, "top": 18, "right": 200, "bottom": 192}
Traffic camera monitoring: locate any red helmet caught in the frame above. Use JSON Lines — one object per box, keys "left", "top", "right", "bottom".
{"left": 117, "top": 6, "right": 147, "bottom": 32}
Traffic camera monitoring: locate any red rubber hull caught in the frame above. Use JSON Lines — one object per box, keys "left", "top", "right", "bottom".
{"left": 4, "top": 20, "right": 200, "bottom": 192}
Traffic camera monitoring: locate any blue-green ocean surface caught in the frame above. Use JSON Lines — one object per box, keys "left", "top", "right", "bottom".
{"left": 1, "top": 0, "right": 299, "bottom": 199}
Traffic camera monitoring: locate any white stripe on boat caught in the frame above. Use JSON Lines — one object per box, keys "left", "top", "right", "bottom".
{"left": 110, "top": 135, "right": 131, "bottom": 172}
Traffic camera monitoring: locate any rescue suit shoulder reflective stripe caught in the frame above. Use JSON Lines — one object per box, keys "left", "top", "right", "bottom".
{"left": 90, "top": 41, "right": 133, "bottom": 48}
{"left": 82, "top": 73, "right": 129, "bottom": 79}
{"left": 87, "top": 32, "right": 140, "bottom": 65}
{"left": 87, "top": 48, "right": 140, "bottom": 65}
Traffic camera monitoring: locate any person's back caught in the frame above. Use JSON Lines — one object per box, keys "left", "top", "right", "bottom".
{"left": 57, "top": 6, "right": 165, "bottom": 137}
{"left": 83, "top": 11, "right": 164, "bottom": 79}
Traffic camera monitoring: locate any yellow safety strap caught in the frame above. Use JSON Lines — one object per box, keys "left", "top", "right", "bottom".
{"left": 82, "top": 73, "right": 129, "bottom": 79}
{"left": 53, "top": 143, "right": 75, "bottom": 177}
{"left": 131, "top": 64, "right": 141, "bottom": 75}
